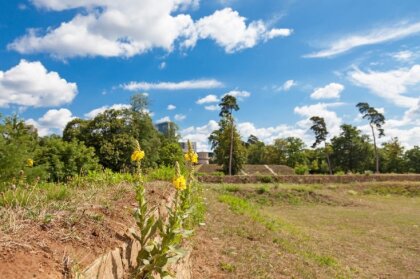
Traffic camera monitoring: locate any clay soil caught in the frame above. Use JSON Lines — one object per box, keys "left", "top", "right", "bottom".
{"left": 0, "top": 181, "right": 173, "bottom": 279}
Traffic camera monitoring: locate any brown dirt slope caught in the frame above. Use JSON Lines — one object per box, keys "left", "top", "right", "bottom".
{"left": 0, "top": 182, "right": 173, "bottom": 279}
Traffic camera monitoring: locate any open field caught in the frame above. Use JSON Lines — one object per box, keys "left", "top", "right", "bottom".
{"left": 191, "top": 182, "right": 420, "bottom": 278}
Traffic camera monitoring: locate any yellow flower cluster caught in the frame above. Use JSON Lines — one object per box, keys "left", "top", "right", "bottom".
{"left": 184, "top": 140, "right": 198, "bottom": 163}
{"left": 131, "top": 150, "right": 145, "bottom": 162}
{"left": 172, "top": 175, "right": 187, "bottom": 191}
{"left": 184, "top": 152, "right": 198, "bottom": 164}
{"left": 26, "top": 159, "right": 34, "bottom": 167}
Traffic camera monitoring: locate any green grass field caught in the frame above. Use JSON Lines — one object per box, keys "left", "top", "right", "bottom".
{"left": 191, "top": 182, "right": 420, "bottom": 278}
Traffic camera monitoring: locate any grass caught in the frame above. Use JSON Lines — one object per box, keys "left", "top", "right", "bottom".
{"left": 191, "top": 181, "right": 420, "bottom": 278}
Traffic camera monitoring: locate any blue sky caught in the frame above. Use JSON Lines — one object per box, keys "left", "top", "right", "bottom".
{"left": 0, "top": 0, "right": 419, "bottom": 150}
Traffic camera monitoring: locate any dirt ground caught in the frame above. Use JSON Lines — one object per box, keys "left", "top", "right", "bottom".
{"left": 191, "top": 182, "right": 420, "bottom": 279}
{"left": 0, "top": 182, "right": 173, "bottom": 279}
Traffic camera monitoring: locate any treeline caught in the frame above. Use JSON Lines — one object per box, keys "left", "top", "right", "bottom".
{"left": 0, "top": 94, "right": 184, "bottom": 185}
{"left": 245, "top": 131, "right": 420, "bottom": 174}
{"left": 209, "top": 95, "right": 420, "bottom": 175}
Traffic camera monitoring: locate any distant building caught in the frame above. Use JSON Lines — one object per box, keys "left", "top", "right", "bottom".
{"left": 155, "top": 121, "right": 177, "bottom": 137}
{"left": 198, "top": 152, "right": 211, "bottom": 165}
{"left": 180, "top": 141, "right": 197, "bottom": 152}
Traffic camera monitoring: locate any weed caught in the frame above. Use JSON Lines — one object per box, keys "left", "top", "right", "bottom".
{"left": 219, "top": 262, "right": 236, "bottom": 272}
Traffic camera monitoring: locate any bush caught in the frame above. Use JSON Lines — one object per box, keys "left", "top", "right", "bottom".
{"left": 259, "top": 176, "right": 274, "bottom": 183}
{"left": 294, "top": 165, "right": 309, "bottom": 175}
{"left": 146, "top": 166, "right": 176, "bottom": 182}
{"left": 36, "top": 136, "right": 100, "bottom": 182}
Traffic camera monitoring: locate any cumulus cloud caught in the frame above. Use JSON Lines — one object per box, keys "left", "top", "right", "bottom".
{"left": 26, "top": 108, "right": 75, "bottom": 136}
{"left": 0, "top": 60, "right": 77, "bottom": 107}
{"left": 188, "top": 8, "right": 292, "bottom": 53}
{"left": 238, "top": 122, "right": 310, "bottom": 145}
{"left": 392, "top": 50, "right": 415, "bottom": 62}
{"left": 223, "top": 90, "right": 251, "bottom": 100}
{"left": 204, "top": 105, "right": 219, "bottom": 111}
{"left": 122, "top": 79, "right": 223, "bottom": 91}
{"left": 277, "top": 79, "right": 296, "bottom": 91}
{"left": 294, "top": 102, "right": 344, "bottom": 136}
{"left": 348, "top": 65, "right": 420, "bottom": 108}
{"left": 196, "top": 94, "right": 219, "bottom": 104}
{"left": 174, "top": 114, "right": 186, "bottom": 121}
{"left": 305, "top": 21, "right": 420, "bottom": 58}
{"left": 310, "top": 83, "right": 344, "bottom": 99}
{"left": 167, "top": 104, "right": 176, "bottom": 110}
{"left": 10, "top": 2, "right": 291, "bottom": 58}
{"left": 180, "top": 120, "right": 219, "bottom": 151}
{"left": 84, "top": 104, "right": 131, "bottom": 119}
{"left": 156, "top": 116, "right": 171, "bottom": 123}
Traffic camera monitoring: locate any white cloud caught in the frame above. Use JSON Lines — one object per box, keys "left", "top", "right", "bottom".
{"left": 122, "top": 79, "right": 223, "bottom": 91}
{"left": 305, "top": 22, "right": 420, "bottom": 58}
{"left": 180, "top": 120, "right": 219, "bottom": 151}
{"left": 156, "top": 116, "right": 171, "bottom": 123}
{"left": 238, "top": 122, "right": 310, "bottom": 145}
{"left": 189, "top": 8, "right": 292, "bottom": 53}
{"left": 392, "top": 50, "right": 414, "bottom": 62}
{"left": 348, "top": 65, "right": 420, "bottom": 108}
{"left": 159, "top": 62, "right": 167, "bottom": 70}
{"left": 84, "top": 104, "right": 131, "bottom": 119}
{"left": 310, "top": 83, "right": 344, "bottom": 99}
{"left": 174, "top": 114, "right": 186, "bottom": 121}
{"left": 294, "top": 102, "right": 344, "bottom": 137}
{"left": 204, "top": 105, "right": 219, "bottom": 111}
{"left": 273, "top": 79, "right": 297, "bottom": 91}
{"left": 223, "top": 90, "right": 251, "bottom": 100}
{"left": 10, "top": 3, "right": 291, "bottom": 58}
{"left": 196, "top": 94, "right": 219, "bottom": 104}
{"left": 167, "top": 104, "right": 176, "bottom": 110}
{"left": 0, "top": 60, "right": 77, "bottom": 107}
{"left": 26, "top": 108, "right": 75, "bottom": 136}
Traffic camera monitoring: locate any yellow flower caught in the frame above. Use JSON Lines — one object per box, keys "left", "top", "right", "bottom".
{"left": 172, "top": 175, "right": 187, "bottom": 191}
{"left": 184, "top": 152, "right": 198, "bottom": 163}
{"left": 131, "top": 150, "right": 145, "bottom": 162}
{"left": 26, "top": 159, "right": 34, "bottom": 167}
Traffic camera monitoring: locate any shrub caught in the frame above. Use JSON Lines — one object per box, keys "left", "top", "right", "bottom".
{"left": 259, "top": 176, "right": 273, "bottom": 183}
{"left": 294, "top": 165, "right": 309, "bottom": 175}
{"left": 335, "top": 170, "right": 345, "bottom": 176}
{"left": 36, "top": 136, "right": 100, "bottom": 182}
{"left": 146, "top": 166, "right": 176, "bottom": 181}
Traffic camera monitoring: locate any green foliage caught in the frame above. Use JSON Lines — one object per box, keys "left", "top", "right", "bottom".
{"left": 210, "top": 118, "right": 247, "bottom": 175}
{"left": 63, "top": 94, "right": 162, "bottom": 171}
{"left": 405, "top": 146, "right": 420, "bottom": 173}
{"left": 158, "top": 142, "right": 184, "bottom": 167}
{"left": 0, "top": 115, "right": 47, "bottom": 183}
{"left": 380, "top": 138, "right": 405, "bottom": 173}
{"left": 294, "top": 164, "right": 309, "bottom": 175}
{"left": 146, "top": 166, "right": 176, "bottom": 182}
{"left": 331, "top": 125, "right": 374, "bottom": 173}
{"left": 36, "top": 136, "right": 100, "bottom": 182}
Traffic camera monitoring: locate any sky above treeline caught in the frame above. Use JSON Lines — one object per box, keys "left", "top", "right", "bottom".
{"left": 0, "top": 0, "right": 419, "bottom": 151}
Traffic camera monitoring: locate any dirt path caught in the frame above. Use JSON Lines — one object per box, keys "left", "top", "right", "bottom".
{"left": 190, "top": 189, "right": 295, "bottom": 279}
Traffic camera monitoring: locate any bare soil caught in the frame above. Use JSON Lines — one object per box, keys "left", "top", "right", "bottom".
{"left": 0, "top": 182, "right": 173, "bottom": 279}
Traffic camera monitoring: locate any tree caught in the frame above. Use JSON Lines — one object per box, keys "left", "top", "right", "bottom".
{"left": 219, "top": 95, "right": 240, "bottom": 175}
{"left": 405, "top": 146, "right": 420, "bottom": 173}
{"left": 356, "top": 102, "right": 385, "bottom": 173}
{"left": 284, "top": 137, "right": 308, "bottom": 168}
{"left": 380, "top": 138, "right": 405, "bottom": 173}
{"left": 36, "top": 136, "right": 100, "bottom": 182}
{"left": 310, "top": 116, "right": 332, "bottom": 174}
{"left": 0, "top": 115, "right": 46, "bottom": 183}
{"left": 246, "top": 135, "right": 266, "bottom": 164}
{"left": 331, "top": 124, "right": 374, "bottom": 173}
{"left": 209, "top": 118, "right": 246, "bottom": 175}
{"left": 63, "top": 94, "right": 161, "bottom": 171}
